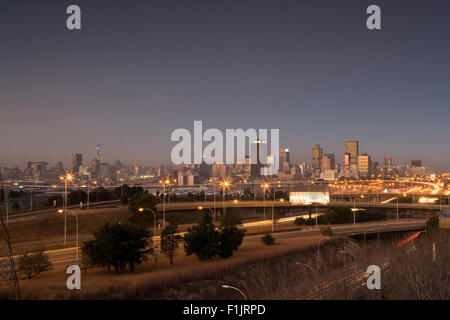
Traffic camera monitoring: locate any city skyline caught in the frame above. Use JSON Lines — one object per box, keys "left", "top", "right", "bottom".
{"left": 1, "top": 1, "right": 450, "bottom": 169}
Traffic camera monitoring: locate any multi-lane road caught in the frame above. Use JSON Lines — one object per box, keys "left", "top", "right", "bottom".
{"left": 10, "top": 218, "right": 424, "bottom": 272}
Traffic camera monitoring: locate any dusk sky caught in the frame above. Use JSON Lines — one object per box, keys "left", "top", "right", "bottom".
{"left": 1, "top": 0, "right": 450, "bottom": 169}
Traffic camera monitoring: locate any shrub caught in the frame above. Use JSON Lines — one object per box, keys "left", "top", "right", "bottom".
{"left": 320, "top": 226, "right": 333, "bottom": 236}
{"left": 17, "top": 251, "right": 52, "bottom": 279}
{"left": 261, "top": 233, "right": 275, "bottom": 245}
{"left": 294, "top": 217, "right": 306, "bottom": 226}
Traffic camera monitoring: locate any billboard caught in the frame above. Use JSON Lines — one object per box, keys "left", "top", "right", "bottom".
{"left": 289, "top": 192, "right": 330, "bottom": 205}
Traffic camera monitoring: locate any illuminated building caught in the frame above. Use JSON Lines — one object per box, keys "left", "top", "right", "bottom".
{"left": 312, "top": 144, "right": 322, "bottom": 171}
{"left": 72, "top": 153, "right": 82, "bottom": 173}
{"left": 357, "top": 153, "right": 371, "bottom": 176}
{"left": 345, "top": 140, "right": 359, "bottom": 165}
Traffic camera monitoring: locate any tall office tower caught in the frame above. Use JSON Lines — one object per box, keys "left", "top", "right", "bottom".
{"left": 72, "top": 153, "right": 82, "bottom": 173}
{"left": 56, "top": 161, "right": 64, "bottom": 173}
{"left": 250, "top": 139, "right": 267, "bottom": 178}
{"left": 411, "top": 160, "right": 422, "bottom": 167}
{"left": 96, "top": 143, "right": 101, "bottom": 160}
{"left": 384, "top": 157, "right": 392, "bottom": 166}
{"left": 199, "top": 158, "right": 212, "bottom": 179}
{"left": 358, "top": 153, "right": 371, "bottom": 176}
{"left": 321, "top": 153, "right": 335, "bottom": 171}
{"left": 345, "top": 140, "right": 359, "bottom": 165}
{"left": 279, "top": 148, "right": 290, "bottom": 173}
{"left": 344, "top": 153, "right": 351, "bottom": 169}
{"left": 312, "top": 144, "right": 322, "bottom": 171}
{"left": 91, "top": 158, "right": 100, "bottom": 174}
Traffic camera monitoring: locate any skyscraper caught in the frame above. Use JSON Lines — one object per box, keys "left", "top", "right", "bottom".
{"left": 250, "top": 139, "right": 267, "bottom": 178}
{"left": 321, "top": 153, "right": 335, "bottom": 170}
{"left": 344, "top": 153, "right": 351, "bottom": 170}
{"left": 279, "top": 148, "right": 290, "bottom": 173}
{"left": 358, "top": 153, "right": 370, "bottom": 176}
{"left": 312, "top": 144, "right": 322, "bottom": 171}
{"left": 384, "top": 157, "right": 392, "bottom": 166}
{"left": 345, "top": 141, "right": 359, "bottom": 165}
{"left": 411, "top": 160, "right": 422, "bottom": 167}
{"left": 72, "top": 153, "right": 82, "bottom": 173}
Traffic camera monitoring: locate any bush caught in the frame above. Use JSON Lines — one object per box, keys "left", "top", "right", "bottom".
{"left": 320, "top": 226, "right": 334, "bottom": 236}
{"left": 17, "top": 251, "right": 52, "bottom": 279}
{"left": 425, "top": 215, "right": 439, "bottom": 234}
{"left": 261, "top": 233, "right": 275, "bottom": 245}
{"left": 323, "top": 207, "right": 353, "bottom": 224}
{"left": 294, "top": 217, "right": 306, "bottom": 226}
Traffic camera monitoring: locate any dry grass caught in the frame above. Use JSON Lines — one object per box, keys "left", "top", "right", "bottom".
{"left": 13, "top": 234, "right": 327, "bottom": 299}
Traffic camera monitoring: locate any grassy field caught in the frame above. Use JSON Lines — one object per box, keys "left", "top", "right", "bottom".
{"left": 11, "top": 234, "right": 328, "bottom": 299}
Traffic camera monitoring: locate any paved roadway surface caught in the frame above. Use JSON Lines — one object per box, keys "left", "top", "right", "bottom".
{"left": 3, "top": 219, "right": 423, "bottom": 272}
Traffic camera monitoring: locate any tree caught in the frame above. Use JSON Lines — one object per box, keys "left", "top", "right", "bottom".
{"left": 184, "top": 211, "right": 219, "bottom": 261}
{"left": 67, "top": 190, "right": 87, "bottom": 205}
{"left": 323, "top": 207, "right": 352, "bottom": 224}
{"left": 81, "top": 222, "right": 152, "bottom": 273}
{"left": 261, "top": 233, "right": 275, "bottom": 245}
{"left": 160, "top": 224, "right": 183, "bottom": 267}
{"left": 425, "top": 215, "right": 439, "bottom": 234}
{"left": 217, "top": 225, "right": 245, "bottom": 258}
{"left": 17, "top": 251, "right": 51, "bottom": 279}
{"left": 217, "top": 211, "right": 245, "bottom": 258}
{"left": 128, "top": 194, "right": 158, "bottom": 215}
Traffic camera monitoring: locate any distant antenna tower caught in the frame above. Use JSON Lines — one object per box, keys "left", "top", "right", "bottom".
{"left": 96, "top": 143, "right": 101, "bottom": 160}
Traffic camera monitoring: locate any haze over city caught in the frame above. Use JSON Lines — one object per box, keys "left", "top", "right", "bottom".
{"left": 1, "top": 0, "right": 450, "bottom": 169}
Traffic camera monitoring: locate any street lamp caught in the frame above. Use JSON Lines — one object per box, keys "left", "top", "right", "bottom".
{"left": 317, "top": 237, "right": 331, "bottom": 268}
{"left": 159, "top": 179, "right": 171, "bottom": 228}
{"left": 60, "top": 173, "right": 73, "bottom": 244}
{"left": 221, "top": 284, "right": 248, "bottom": 300}
{"left": 296, "top": 262, "right": 318, "bottom": 288}
{"left": 198, "top": 206, "right": 215, "bottom": 224}
{"left": 58, "top": 209, "right": 78, "bottom": 265}
{"left": 339, "top": 250, "right": 357, "bottom": 273}
{"left": 261, "top": 183, "right": 270, "bottom": 220}
{"left": 220, "top": 179, "right": 231, "bottom": 217}
{"left": 139, "top": 207, "right": 158, "bottom": 235}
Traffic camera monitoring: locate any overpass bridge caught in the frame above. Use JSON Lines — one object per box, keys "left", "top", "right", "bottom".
{"left": 155, "top": 200, "right": 448, "bottom": 212}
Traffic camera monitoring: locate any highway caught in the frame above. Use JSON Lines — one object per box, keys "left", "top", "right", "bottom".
{"left": 2, "top": 218, "right": 424, "bottom": 272}
{"left": 155, "top": 199, "right": 448, "bottom": 211}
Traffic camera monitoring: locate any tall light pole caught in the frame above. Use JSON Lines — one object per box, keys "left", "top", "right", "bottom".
{"left": 59, "top": 209, "right": 78, "bottom": 265}
{"left": 221, "top": 284, "right": 247, "bottom": 300}
{"left": 261, "top": 183, "right": 269, "bottom": 220}
{"left": 160, "top": 178, "right": 170, "bottom": 229}
{"left": 221, "top": 180, "right": 230, "bottom": 218}
{"left": 60, "top": 173, "right": 73, "bottom": 244}
{"left": 317, "top": 237, "right": 330, "bottom": 268}
{"left": 198, "top": 206, "right": 215, "bottom": 224}
{"left": 139, "top": 207, "right": 157, "bottom": 235}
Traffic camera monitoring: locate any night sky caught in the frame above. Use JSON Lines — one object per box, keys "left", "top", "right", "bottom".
{"left": 1, "top": 0, "right": 450, "bottom": 169}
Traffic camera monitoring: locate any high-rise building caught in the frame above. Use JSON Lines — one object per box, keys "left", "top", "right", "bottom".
{"left": 72, "top": 153, "right": 82, "bottom": 173}
{"left": 344, "top": 153, "right": 351, "bottom": 170}
{"left": 279, "top": 148, "right": 290, "bottom": 173}
{"left": 312, "top": 144, "right": 322, "bottom": 171}
{"left": 250, "top": 139, "right": 267, "bottom": 178}
{"left": 411, "top": 160, "right": 422, "bottom": 167}
{"left": 358, "top": 153, "right": 371, "bottom": 176}
{"left": 384, "top": 157, "right": 392, "bottom": 166}
{"left": 345, "top": 141, "right": 359, "bottom": 165}
{"left": 321, "top": 154, "right": 335, "bottom": 171}
{"left": 96, "top": 143, "right": 101, "bottom": 160}
{"left": 56, "top": 161, "right": 64, "bottom": 173}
